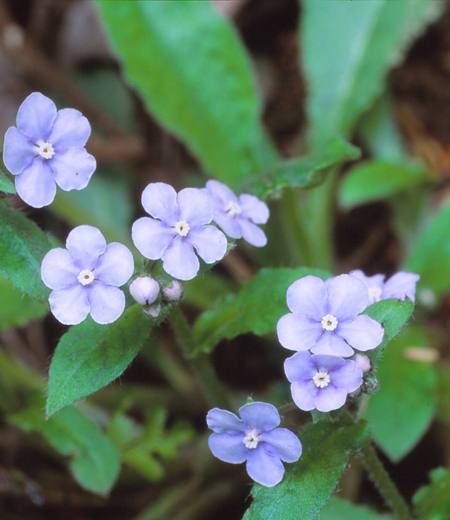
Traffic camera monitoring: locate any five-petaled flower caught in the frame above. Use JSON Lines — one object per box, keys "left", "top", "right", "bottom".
{"left": 277, "top": 274, "right": 384, "bottom": 357}
{"left": 350, "top": 270, "right": 420, "bottom": 305}
{"left": 207, "top": 402, "right": 302, "bottom": 487}
{"left": 3, "top": 92, "right": 96, "bottom": 208}
{"left": 204, "top": 180, "right": 269, "bottom": 247}
{"left": 284, "top": 351, "right": 363, "bottom": 412}
{"left": 41, "top": 225, "right": 134, "bottom": 325}
{"left": 132, "top": 182, "right": 227, "bottom": 280}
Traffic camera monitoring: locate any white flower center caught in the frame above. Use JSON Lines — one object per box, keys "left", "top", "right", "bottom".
{"left": 313, "top": 371, "right": 331, "bottom": 388}
{"left": 321, "top": 313, "right": 338, "bottom": 331}
{"left": 78, "top": 269, "right": 95, "bottom": 286}
{"left": 243, "top": 429, "right": 259, "bottom": 449}
{"left": 368, "top": 286, "right": 382, "bottom": 303}
{"left": 174, "top": 220, "right": 190, "bottom": 237}
{"left": 225, "top": 200, "right": 242, "bottom": 218}
{"left": 37, "top": 142, "right": 55, "bottom": 160}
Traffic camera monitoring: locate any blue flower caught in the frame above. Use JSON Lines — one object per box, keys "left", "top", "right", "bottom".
{"left": 3, "top": 92, "right": 96, "bottom": 207}
{"left": 350, "top": 270, "right": 420, "bottom": 304}
{"left": 207, "top": 402, "right": 302, "bottom": 487}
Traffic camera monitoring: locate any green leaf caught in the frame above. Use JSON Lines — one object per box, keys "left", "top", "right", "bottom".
{"left": 317, "top": 496, "right": 393, "bottom": 520}
{"left": 98, "top": 1, "right": 276, "bottom": 188}
{"left": 362, "top": 297, "right": 414, "bottom": 364}
{"left": 302, "top": 0, "right": 444, "bottom": 149}
{"left": 405, "top": 200, "right": 450, "bottom": 301}
{"left": 0, "top": 274, "right": 47, "bottom": 331}
{"left": 339, "top": 160, "right": 432, "bottom": 209}
{"left": 10, "top": 405, "right": 120, "bottom": 495}
{"left": 366, "top": 325, "right": 437, "bottom": 461}
{"left": 0, "top": 199, "right": 51, "bottom": 303}
{"left": 243, "top": 138, "right": 361, "bottom": 199}
{"left": 192, "top": 267, "right": 331, "bottom": 355}
{"left": 0, "top": 168, "right": 15, "bottom": 193}
{"left": 413, "top": 468, "right": 450, "bottom": 520}
{"left": 243, "top": 419, "right": 370, "bottom": 520}
{"left": 46, "top": 305, "right": 151, "bottom": 417}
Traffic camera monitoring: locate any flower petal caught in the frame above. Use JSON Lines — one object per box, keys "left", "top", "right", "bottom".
{"left": 383, "top": 272, "right": 420, "bottom": 302}
{"left": 88, "top": 282, "right": 126, "bottom": 324}
{"left": 331, "top": 360, "right": 363, "bottom": 392}
{"left": 286, "top": 276, "right": 327, "bottom": 318}
{"left": 66, "top": 225, "right": 106, "bottom": 270}
{"left": 246, "top": 445, "right": 285, "bottom": 487}
{"left": 51, "top": 147, "right": 96, "bottom": 191}
{"left": 187, "top": 225, "right": 227, "bottom": 264}
{"left": 49, "top": 284, "right": 90, "bottom": 325}
{"left": 212, "top": 210, "right": 242, "bottom": 239}
{"left": 94, "top": 242, "right": 134, "bottom": 286}
{"left": 239, "top": 194, "right": 269, "bottom": 224}
{"left": 141, "top": 183, "right": 178, "bottom": 225}
{"left": 132, "top": 217, "right": 174, "bottom": 260}
{"left": 162, "top": 236, "right": 199, "bottom": 280}
{"left": 239, "top": 402, "right": 280, "bottom": 432}
{"left": 206, "top": 179, "right": 238, "bottom": 204}
{"left": 178, "top": 187, "right": 213, "bottom": 226}
{"left": 259, "top": 428, "right": 302, "bottom": 462}
{"left": 314, "top": 385, "right": 348, "bottom": 412}
{"left": 3, "top": 127, "right": 35, "bottom": 175}
{"left": 15, "top": 160, "right": 57, "bottom": 208}
{"left": 207, "top": 408, "right": 246, "bottom": 434}
{"left": 41, "top": 248, "right": 79, "bottom": 290}
{"left": 284, "top": 351, "right": 316, "bottom": 382}
{"left": 48, "top": 108, "right": 91, "bottom": 147}
{"left": 16, "top": 92, "right": 57, "bottom": 142}
{"left": 327, "top": 274, "right": 369, "bottom": 319}
{"left": 238, "top": 218, "right": 267, "bottom": 247}
{"left": 338, "top": 315, "right": 384, "bottom": 352}
{"left": 208, "top": 432, "right": 247, "bottom": 464}
{"left": 310, "top": 332, "right": 355, "bottom": 357}
{"left": 277, "top": 313, "right": 322, "bottom": 351}
{"left": 290, "top": 380, "right": 319, "bottom": 411}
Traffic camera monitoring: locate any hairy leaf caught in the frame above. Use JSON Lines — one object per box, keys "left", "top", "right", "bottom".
{"left": 413, "top": 468, "right": 450, "bottom": 520}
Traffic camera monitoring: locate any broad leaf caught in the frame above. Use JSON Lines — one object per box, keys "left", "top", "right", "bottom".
{"left": 0, "top": 199, "right": 51, "bottom": 303}
{"left": 11, "top": 405, "right": 120, "bottom": 495}
{"left": 317, "top": 496, "right": 393, "bottom": 520}
{"left": 243, "top": 419, "right": 370, "bottom": 520}
{"left": 0, "top": 168, "right": 15, "bottom": 193}
{"left": 98, "top": 1, "right": 276, "bottom": 188}
{"left": 339, "top": 160, "right": 432, "bottom": 209}
{"left": 46, "top": 305, "right": 151, "bottom": 416}
{"left": 302, "top": 0, "right": 443, "bottom": 149}
{"left": 413, "top": 468, "right": 450, "bottom": 520}
{"left": 366, "top": 325, "right": 437, "bottom": 461}
{"left": 243, "top": 138, "right": 360, "bottom": 199}
{"left": 192, "top": 267, "right": 331, "bottom": 355}
{"left": 0, "top": 275, "right": 47, "bottom": 331}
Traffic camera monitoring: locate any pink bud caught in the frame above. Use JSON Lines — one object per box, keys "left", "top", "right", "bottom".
{"left": 354, "top": 354, "right": 371, "bottom": 374}
{"left": 163, "top": 280, "right": 183, "bottom": 301}
{"left": 130, "top": 277, "right": 160, "bottom": 306}
{"left": 145, "top": 304, "right": 161, "bottom": 318}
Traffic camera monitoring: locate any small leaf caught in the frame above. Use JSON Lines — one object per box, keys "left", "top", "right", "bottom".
{"left": 339, "top": 160, "right": 432, "bottom": 209}
{"left": 366, "top": 325, "right": 437, "bottom": 461}
{"left": 413, "top": 468, "right": 450, "bottom": 520}
{"left": 0, "top": 168, "right": 15, "bottom": 193}
{"left": 46, "top": 305, "right": 151, "bottom": 416}
{"left": 192, "top": 267, "right": 332, "bottom": 355}
{"left": 243, "top": 419, "right": 370, "bottom": 520}
{"left": 0, "top": 199, "right": 51, "bottom": 303}
{"left": 243, "top": 138, "right": 361, "bottom": 199}
{"left": 10, "top": 405, "right": 120, "bottom": 495}
{"left": 317, "top": 496, "right": 393, "bottom": 520}
{"left": 0, "top": 274, "right": 47, "bottom": 331}
{"left": 98, "top": 1, "right": 277, "bottom": 188}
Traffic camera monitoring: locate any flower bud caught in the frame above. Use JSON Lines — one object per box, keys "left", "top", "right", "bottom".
{"left": 145, "top": 304, "right": 161, "bottom": 318}
{"left": 354, "top": 354, "right": 371, "bottom": 374}
{"left": 163, "top": 280, "right": 183, "bottom": 301}
{"left": 130, "top": 276, "right": 160, "bottom": 306}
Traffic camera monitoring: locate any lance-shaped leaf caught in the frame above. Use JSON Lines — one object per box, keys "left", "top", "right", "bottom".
{"left": 413, "top": 468, "right": 450, "bottom": 520}
{"left": 0, "top": 199, "right": 51, "bottom": 303}
{"left": 192, "top": 267, "right": 331, "bottom": 356}
{"left": 98, "top": 1, "right": 276, "bottom": 188}
{"left": 0, "top": 168, "right": 15, "bottom": 193}
{"left": 319, "top": 496, "right": 393, "bottom": 520}
{"left": 46, "top": 305, "right": 152, "bottom": 417}
{"left": 243, "top": 419, "right": 370, "bottom": 520}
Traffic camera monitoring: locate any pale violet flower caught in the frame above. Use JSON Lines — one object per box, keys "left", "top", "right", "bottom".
{"left": 41, "top": 225, "right": 134, "bottom": 325}
{"left": 204, "top": 180, "right": 269, "bottom": 247}
{"left": 207, "top": 402, "right": 302, "bottom": 487}
{"left": 277, "top": 274, "right": 384, "bottom": 357}
{"left": 132, "top": 183, "right": 227, "bottom": 281}
{"left": 3, "top": 92, "right": 96, "bottom": 208}
{"left": 350, "top": 270, "right": 420, "bottom": 305}
{"left": 129, "top": 276, "right": 160, "bottom": 306}
{"left": 284, "top": 351, "right": 362, "bottom": 412}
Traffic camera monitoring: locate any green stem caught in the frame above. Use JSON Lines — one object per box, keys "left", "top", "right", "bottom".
{"left": 169, "top": 305, "right": 231, "bottom": 410}
{"left": 359, "top": 443, "right": 414, "bottom": 520}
